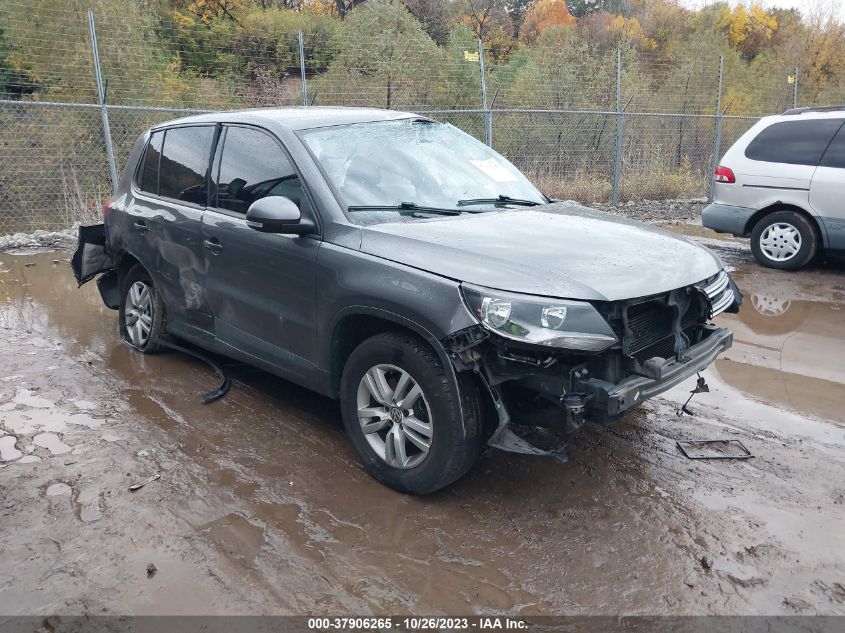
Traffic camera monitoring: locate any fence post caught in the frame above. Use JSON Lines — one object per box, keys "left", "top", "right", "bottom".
{"left": 87, "top": 9, "right": 118, "bottom": 194}
{"left": 709, "top": 54, "right": 724, "bottom": 202}
{"left": 793, "top": 66, "right": 799, "bottom": 110}
{"left": 478, "top": 39, "right": 492, "bottom": 146}
{"left": 611, "top": 46, "right": 623, "bottom": 206}
{"left": 298, "top": 31, "right": 307, "bottom": 107}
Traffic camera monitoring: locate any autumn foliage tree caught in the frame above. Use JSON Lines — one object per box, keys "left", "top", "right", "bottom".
{"left": 520, "top": 0, "right": 576, "bottom": 45}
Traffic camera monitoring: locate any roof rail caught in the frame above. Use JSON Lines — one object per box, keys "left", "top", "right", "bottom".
{"left": 782, "top": 105, "right": 845, "bottom": 115}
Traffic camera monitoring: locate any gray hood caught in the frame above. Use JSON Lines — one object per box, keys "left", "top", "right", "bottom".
{"left": 357, "top": 202, "right": 722, "bottom": 301}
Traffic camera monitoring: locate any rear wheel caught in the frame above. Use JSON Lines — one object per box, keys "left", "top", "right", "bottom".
{"left": 340, "top": 332, "right": 483, "bottom": 494}
{"left": 119, "top": 264, "right": 166, "bottom": 353}
{"left": 750, "top": 210, "right": 818, "bottom": 270}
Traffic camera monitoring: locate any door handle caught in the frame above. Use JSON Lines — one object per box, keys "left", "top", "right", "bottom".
{"left": 133, "top": 220, "right": 148, "bottom": 234}
{"left": 203, "top": 238, "right": 223, "bottom": 254}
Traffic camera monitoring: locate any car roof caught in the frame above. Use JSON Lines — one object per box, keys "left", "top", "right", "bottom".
{"left": 150, "top": 106, "right": 419, "bottom": 132}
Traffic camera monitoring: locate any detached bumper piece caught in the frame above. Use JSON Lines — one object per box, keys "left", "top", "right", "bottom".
{"left": 582, "top": 325, "right": 733, "bottom": 422}
{"left": 70, "top": 224, "right": 119, "bottom": 310}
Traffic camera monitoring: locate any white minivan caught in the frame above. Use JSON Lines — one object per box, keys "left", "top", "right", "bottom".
{"left": 702, "top": 107, "right": 845, "bottom": 270}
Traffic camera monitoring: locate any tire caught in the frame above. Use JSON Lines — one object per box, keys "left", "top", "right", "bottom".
{"left": 750, "top": 210, "right": 819, "bottom": 270}
{"left": 339, "top": 332, "right": 484, "bottom": 494}
{"left": 118, "top": 264, "right": 167, "bottom": 353}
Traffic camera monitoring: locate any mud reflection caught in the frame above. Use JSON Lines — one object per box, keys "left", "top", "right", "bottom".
{"left": 715, "top": 272, "right": 845, "bottom": 425}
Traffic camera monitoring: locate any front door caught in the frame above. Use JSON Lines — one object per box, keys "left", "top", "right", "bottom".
{"left": 810, "top": 120, "right": 845, "bottom": 250}
{"left": 200, "top": 124, "right": 320, "bottom": 381}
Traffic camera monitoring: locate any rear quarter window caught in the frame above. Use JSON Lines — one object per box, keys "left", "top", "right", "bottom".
{"left": 744, "top": 119, "right": 843, "bottom": 166}
{"left": 137, "top": 131, "right": 163, "bottom": 195}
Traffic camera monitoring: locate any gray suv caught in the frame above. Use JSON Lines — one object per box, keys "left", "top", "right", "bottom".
{"left": 73, "top": 107, "right": 740, "bottom": 494}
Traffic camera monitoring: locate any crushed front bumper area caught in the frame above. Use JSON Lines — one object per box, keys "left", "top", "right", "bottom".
{"left": 581, "top": 324, "right": 732, "bottom": 423}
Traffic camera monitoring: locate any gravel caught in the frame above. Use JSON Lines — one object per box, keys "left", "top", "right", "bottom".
{"left": 0, "top": 229, "right": 76, "bottom": 252}
{"left": 590, "top": 198, "right": 708, "bottom": 224}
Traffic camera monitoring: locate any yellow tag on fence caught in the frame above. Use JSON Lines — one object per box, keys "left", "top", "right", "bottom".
{"left": 464, "top": 50, "right": 479, "bottom": 63}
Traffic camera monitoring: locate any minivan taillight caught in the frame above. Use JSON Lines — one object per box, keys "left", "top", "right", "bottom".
{"left": 714, "top": 166, "right": 735, "bottom": 183}
{"left": 102, "top": 196, "right": 112, "bottom": 220}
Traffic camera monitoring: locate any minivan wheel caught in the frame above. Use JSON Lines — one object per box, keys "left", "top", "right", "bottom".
{"left": 339, "top": 332, "right": 483, "bottom": 494}
{"left": 119, "top": 264, "right": 166, "bottom": 353}
{"left": 750, "top": 211, "right": 818, "bottom": 270}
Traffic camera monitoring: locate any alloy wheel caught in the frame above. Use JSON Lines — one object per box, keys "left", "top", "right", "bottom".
{"left": 356, "top": 364, "right": 433, "bottom": 469}
{"left": 759, "top": 222, "right": 801, "bottom": 262}
{"left": 124, "top": 280, "right": 154, "bottom": 346}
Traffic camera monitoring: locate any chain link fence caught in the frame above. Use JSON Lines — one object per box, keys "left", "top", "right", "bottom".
{"left": 2, "top": 0, "right": 841, "bottom": 235}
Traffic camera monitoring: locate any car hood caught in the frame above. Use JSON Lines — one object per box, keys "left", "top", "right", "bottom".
{"left": 357, "top": 202, "right": 722, "bottom": 301}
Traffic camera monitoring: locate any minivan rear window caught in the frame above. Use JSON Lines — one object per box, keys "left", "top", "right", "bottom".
{"left": 157, "top": 126, "right": 214, "bottom": 205}
{"left": 820, "top": 124, "right": 845, "bottom": 169}
{"left": 745, "top": 119, "right": 844, "bottom": 166}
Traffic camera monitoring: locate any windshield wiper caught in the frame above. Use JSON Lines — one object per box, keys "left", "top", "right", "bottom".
{"left": 347, "top": 202, "right": 462, "bottom": 216}
{"left": 457, "top": 195, "right": 543, "bottom": 207}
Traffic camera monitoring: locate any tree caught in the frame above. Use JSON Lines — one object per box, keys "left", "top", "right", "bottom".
{"left": 714, "top": 3, "right": 777, "bottom": 60}
{"left": 403, "top": 0, "right": 451, "bottom": 44}
{"left": 566, "top": 0, "right": 629, "bottom": 19}
{"left": 313, "top": 0, "right": 443, "bottom": 108}
{"left": 457, "top": 0, "right": 517, "bottom": 61}
{"left": 520, "top": 0, "right": 576, "bottom": 45}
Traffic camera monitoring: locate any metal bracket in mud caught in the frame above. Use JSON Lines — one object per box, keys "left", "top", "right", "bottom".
{"left": 474, "top": 369, "right": 568, "bottom": 462}
{"left": 159, "top": 341, "right": 231, "bottom": 404}
{"left": 679, "top": 373, "right": 709, "bottom": 416}
{"left": 122, "top": 334, "right": 231, "bottom": 404}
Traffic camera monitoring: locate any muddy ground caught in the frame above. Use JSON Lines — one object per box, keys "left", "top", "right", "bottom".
{"left": 1, "top": 223, "right": 844, "bottom": 617}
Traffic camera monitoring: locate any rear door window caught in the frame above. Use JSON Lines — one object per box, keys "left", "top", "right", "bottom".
{"left": 157, "top": 125, "right": 215, "bottom": 205}
{"left": 212, "top": 125, "right": 303, "bottom": 214}
{"left": 745, "top": 119, "right": 843, "bottom": 166}
{"left": 138, "top": 131, "right": 163, "bottom": 195}
{"left": 819, "top": 123, "right": 845, "bottom": 169}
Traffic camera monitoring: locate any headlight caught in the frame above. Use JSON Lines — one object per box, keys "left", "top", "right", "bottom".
{"left": 461, "top": 284, "right": 617, "bottom": 352}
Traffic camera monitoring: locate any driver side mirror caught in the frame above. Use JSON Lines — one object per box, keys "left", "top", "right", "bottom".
{"left": 246, "top": 196, "right": 315, "bottom": 235}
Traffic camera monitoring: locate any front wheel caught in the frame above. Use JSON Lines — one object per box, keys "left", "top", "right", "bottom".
{"left": 750, "top": 210, "right": 818, "bottom": 270}
{"left": 340, "top": 332, "right": 483, "bottom": 494}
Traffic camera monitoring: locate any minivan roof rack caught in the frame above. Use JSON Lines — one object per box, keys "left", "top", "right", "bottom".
{"left": 782, "top": 105, "right": 845, "bottom": 115}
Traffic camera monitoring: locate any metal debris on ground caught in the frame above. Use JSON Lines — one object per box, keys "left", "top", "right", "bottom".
{"left": 676, "top": 440, "right": 753, "bottom": 460}
{"left": 128, "top": 473, "right": 161, "bottom": 491}
{"left": 679, "top": 373, "right": 710, "bottom": 416}
{"left": 158, "top": 341, "right": 231, "bottom": 404}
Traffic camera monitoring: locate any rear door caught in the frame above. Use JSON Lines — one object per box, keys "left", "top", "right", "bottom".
{"left": 810, "top": 120, "right": 845, "bottom": 250}
{"left": 200, "top": 124, "right": 320, "bottom": 380}
{"left": 128, "top": 125, "right": 216, "bottom": 325}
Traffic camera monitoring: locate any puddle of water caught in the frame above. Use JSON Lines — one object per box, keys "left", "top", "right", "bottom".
{"left": 712, "top": 279, "right": 845, "bottom": 426}
{"left": 46, "top": 482, "right": 72, "bottom": 496}
{"left": 12, "top": 389, "right": 53, "bottom": 409}
{"left": 32, "top": 432, "right": 72, "bottom": 456}
{"left": 0, "top": 435, "right": 23, "bottom": 461}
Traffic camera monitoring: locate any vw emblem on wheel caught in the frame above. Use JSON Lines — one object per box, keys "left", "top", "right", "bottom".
{"left": 389, "top": 407, "right": 404, "bottom": 424}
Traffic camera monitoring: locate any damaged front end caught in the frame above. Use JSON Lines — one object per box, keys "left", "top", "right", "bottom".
{"left": 444, "top": 271, "right": 741, "bottom": 455}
